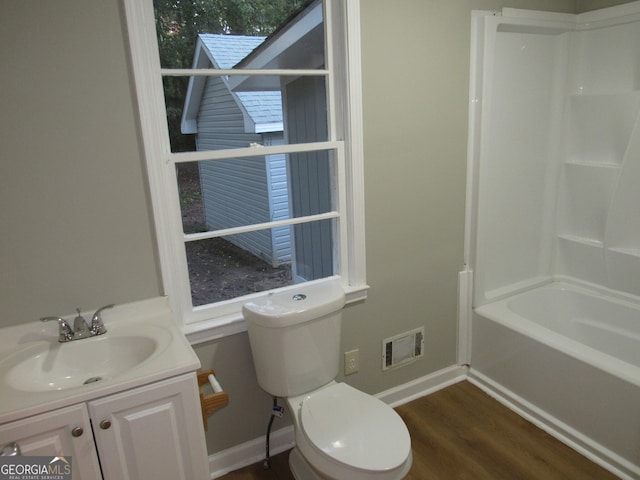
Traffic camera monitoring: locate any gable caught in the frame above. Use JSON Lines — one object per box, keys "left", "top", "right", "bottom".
{"left": 181, "top": 34, "right": 283, "bottom": 135}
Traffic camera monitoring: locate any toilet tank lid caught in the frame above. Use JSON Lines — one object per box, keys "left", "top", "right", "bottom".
{"left": 242, "top": 280, "right": 346, "bottom": 328}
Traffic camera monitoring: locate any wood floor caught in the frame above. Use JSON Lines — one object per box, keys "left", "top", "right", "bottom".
{"left": 218, "top": 381, "right": 619, "bottom": 480}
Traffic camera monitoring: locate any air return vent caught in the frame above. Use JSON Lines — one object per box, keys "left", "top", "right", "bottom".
{"left": 382, "top": 327, "right": 424, "bottom": 370}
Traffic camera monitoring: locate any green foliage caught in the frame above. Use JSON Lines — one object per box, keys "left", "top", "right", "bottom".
{"left": 153, "top": 0, "right": 307, "bottom": 151}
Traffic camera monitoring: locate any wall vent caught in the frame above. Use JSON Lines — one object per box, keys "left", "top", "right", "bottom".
{"left": 382, "top": 327, "right": 424, "bottom": 370}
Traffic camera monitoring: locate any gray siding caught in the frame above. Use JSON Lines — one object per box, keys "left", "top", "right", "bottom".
{"left": 197, "top": 76, "right": 272, "bottom": 263}
{"left": 264, "top": 135, "right": 291, "bottom": 266}
{"left": 196, "top": 76, "right": 291, "bottom": 266}
{"left": 196, "top": 77, "right": 259, "bottom": 148}
{"left": 285, "top": 76, "right": 333, "bottom": 280}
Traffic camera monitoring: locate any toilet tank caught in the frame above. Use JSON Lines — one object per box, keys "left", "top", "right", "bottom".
{"left": 242, "top": 280, "right": 346, "bottom": 397}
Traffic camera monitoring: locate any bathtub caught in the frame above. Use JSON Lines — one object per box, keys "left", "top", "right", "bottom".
{"left": 469, "top": 281, "right": 640, "bottom": 479}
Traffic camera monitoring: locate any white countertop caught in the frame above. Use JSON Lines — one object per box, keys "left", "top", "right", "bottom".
{"left": 0, "top": 297, "right": 201, "bottom": 424}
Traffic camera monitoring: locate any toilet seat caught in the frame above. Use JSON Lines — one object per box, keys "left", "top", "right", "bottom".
{"left": 293, "top": 382, "right": 411, "bottom": 478}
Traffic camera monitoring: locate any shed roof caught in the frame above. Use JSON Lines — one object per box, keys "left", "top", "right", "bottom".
{"left": 181, "top": 34, "right": 283, "bottom": 135}
{"left": 181, "top": 0, "right": 322, "bottom": 135}
{"left": 199, "top": 34, "right": 263, "bottom": 69}
{"left": 231, "top": 0, "right": 323, "bottom": 92}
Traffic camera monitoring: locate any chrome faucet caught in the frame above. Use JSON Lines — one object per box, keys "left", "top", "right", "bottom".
{"left": 40, "top": 316, "right": 75, "bottom": 342}
{"left": 90, "top": 304, "right": 114, "bottom": 336}
{"left": 41, "top": 304, "right": 115, "bottom": 342}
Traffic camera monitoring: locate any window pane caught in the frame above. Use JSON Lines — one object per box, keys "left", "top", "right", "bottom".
{"left": 291, "top": 218, "right": 335, "bottom": 281}
{"left": 177, "top": 152, "right": 334, "bottom": 234}
{"left": 186, "top": 233, "right": 292, "bottom": 306}
{"left": 167, "top": 74, "right": 328, "bottom": 153}
{"left": 155, "top": 0, "right": 327, "bottom": 153}
{"left": 177, "top": 162, "right": 205, "bottom": 234}
{"left": 153, "top": 1, "right": 320, "bottom": 70}
{"left": 185, "top": 219, "right": 335, "bottom": 306}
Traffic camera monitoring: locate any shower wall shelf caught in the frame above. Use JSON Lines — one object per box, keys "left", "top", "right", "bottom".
{"left": 557, "top": 82, "right": 640, "bottom": 293}
{"left": 556, "top": 234, "right": 602, "bottom": 248}
{"left": 563, "top": 160, "right": 620, "bottom": 168}
{"left": 608, "top": 246, "right": 640, "bottom": 257}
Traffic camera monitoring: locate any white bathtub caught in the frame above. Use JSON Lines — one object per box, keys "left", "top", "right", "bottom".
{"left": 470, "top": 281, "right": 640, "bottom": 479}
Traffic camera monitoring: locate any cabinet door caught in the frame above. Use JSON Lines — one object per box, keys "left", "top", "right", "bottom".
{"left": 88, "top": 373, "right": 209, "bottom": 480}
{"left": 0, "top": 404, "right": 102, "bottom": 480}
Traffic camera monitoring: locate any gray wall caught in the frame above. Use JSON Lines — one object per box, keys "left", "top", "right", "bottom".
{"left": 2, "top": 0, "right": 625, "bottom": 456}
{"left": 1, "top": 1, "right": 161, "bottom": 322}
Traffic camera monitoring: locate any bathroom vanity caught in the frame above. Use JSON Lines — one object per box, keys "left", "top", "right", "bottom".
{"left": 0, "top": 298, "right": 210, "bottom": 480}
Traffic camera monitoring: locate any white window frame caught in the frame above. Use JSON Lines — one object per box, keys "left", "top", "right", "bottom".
{"left": 122, "top": 0, "right": 367, "bottom": 343}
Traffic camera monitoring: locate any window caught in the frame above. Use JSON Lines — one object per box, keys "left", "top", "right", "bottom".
{"left": 123, "top": 0, "right": 366, "bottom": 341}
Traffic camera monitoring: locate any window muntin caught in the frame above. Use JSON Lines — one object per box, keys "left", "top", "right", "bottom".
{"left": 123, "top": 0, "right": 366, "bottom": 334}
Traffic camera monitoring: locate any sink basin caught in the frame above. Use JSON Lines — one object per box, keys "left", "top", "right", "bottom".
{"left": 0, "top": 297, "right": 202, "bottom": 424}
{"left": 4, "top": 334, "right": 159, "bottom": 392}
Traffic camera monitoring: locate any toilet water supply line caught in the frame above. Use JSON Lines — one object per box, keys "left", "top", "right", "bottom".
{"left": 264, "top": 397, "right": 284, "bottom": 470}
{"left": 208, "top": 372, "right": 283, "bottom": 469}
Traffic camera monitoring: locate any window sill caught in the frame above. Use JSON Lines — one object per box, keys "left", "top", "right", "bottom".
{"left": 183, "top": 283, "right": 369, "bottom": 345}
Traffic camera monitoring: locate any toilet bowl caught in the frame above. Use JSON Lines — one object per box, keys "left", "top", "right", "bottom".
{"left": 242, "top": 281, "right": 412, "bottom": 479}
{"left": 286, "top": 382, "right": 412, "bottom": 480}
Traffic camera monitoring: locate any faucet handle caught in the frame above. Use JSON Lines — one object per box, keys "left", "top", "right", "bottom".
{"left": 90, "top": 304, "right": 114, "bottom": 336}
{"left": 41, "top": 316, "right": 75, "bottom": 342}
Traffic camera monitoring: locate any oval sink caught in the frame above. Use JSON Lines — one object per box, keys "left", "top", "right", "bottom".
{"left": 5, "top": 335, "right": 158, "bottom": 392}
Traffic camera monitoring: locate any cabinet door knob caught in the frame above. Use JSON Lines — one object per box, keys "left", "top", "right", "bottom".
{"left": 71, "top": 427, "right": 84, "bottom": 437}
{"left": 100, "top": 420, "right": 111, "bottom": 430}
{"left": 1, "top": 442, "right": 21, "bottom": 456}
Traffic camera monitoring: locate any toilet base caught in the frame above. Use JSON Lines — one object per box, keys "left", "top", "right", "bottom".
{"left": 289, "top": 447, "right": 324, "bottom": 480}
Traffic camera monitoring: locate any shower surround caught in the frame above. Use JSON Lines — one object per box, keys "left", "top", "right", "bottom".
{"left": 463, "top": 3, "right": 640, "bottom": 478}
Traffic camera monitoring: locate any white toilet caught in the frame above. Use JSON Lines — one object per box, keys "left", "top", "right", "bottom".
{"left": 243, "top": 281, "right": 412, "bottom": 480}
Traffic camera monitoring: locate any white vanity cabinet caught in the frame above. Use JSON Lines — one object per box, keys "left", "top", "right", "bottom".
{"left": 0, "top": 373, "right": 209, "bottom": 480}
{"left": 88, "top": 373, "right": 209, "bottom": 480}
{"left": 0, "top": 403, "right": 102, "bottom": 480}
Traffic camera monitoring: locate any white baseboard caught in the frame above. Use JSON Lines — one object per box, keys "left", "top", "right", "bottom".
{"left": 208, "top": 364, "right": 466, "bottom": 478}
{"left": 209, "top": 425, "right": 295, "bottom": 479}
{"left": 375, "top": 364, "right": 467, "bottom": 408}
{"left": 468, "top": 369, "right": 639, "bottom": 480}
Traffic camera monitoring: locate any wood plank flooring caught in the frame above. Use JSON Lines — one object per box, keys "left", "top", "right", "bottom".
{"left": 217, "top": 381, "right": 619, "bottom": 479}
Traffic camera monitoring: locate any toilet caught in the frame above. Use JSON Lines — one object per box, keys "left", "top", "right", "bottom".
{"left": 243, "top": 281, "right": 412, "bottom": 480}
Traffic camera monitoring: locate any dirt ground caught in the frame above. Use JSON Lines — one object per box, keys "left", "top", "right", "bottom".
{"left": 177, "top": 164, "right": 291, "bottom": 306}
